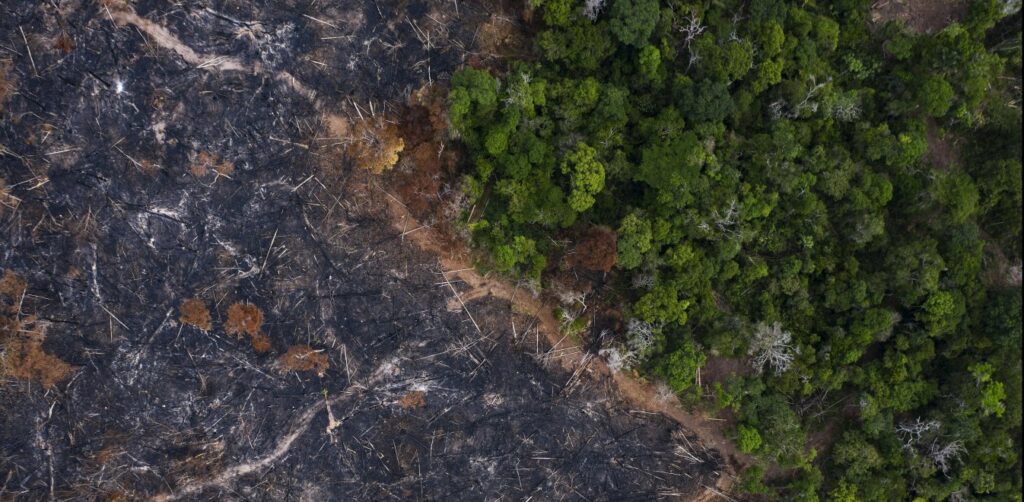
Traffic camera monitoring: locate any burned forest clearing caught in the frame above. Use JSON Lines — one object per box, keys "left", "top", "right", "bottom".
{"left": 0, "top": 0, "right": 729, "bottom": 500}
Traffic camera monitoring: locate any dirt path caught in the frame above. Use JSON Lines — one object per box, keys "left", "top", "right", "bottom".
{"left": 373, "top": 180, "right": 749, "bottom": 498}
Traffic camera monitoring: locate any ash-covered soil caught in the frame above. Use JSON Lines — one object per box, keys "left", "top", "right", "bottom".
{"left": 1, "top": 1, "right": 722, "bottom": 499}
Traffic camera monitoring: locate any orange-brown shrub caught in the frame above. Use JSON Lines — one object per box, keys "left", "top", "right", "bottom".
{"left": 398, "top": 391, "right": 426, "bottom": 409}
{"left": 225, "top": 302, "right": 262, "bottom": 336}
{"left": 225, "top": 302, "right": 270, "bottom": 352}
{"left": 1, "top": 317, "right": 74, "bottom": 389}
{"left": 55, "top": 33, "right": 75, "bottom": 54}
{"left": 277, "top": 345, "right": 329, "bottom": 376}
{"left": 179, "top": 298, "right": 212, "bottom": 331}
{"left": 347, "top": 118, "right": 404, "bottom": 174}
{"left": 250, "top": 333, "right": 272, "bottom": 354}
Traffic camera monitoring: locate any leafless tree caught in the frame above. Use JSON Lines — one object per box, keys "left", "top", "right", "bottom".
{"left": 830, "top": 93, "right": 861, "bottom": 122}
{"left": 895, "top": 418, "right": 941, "bottom": 450}
{"left": 677, "top": 14, "right": 706, "bottom": 48}
{"left": 626, "top": 318, "right": 656, "bottom": 361}
{"left": 769, "top": 76, "right": 832, "bottom": 120}
{"left": 929, "top": 439, "right": 965, "bottom": 475}
{"left": 583, "top": 0, "right": 605, "bottom": 21}
{"left": 768, "top": 99, "right": 788, "bottom": 121}
{"left": 600, "top": 346, "right": 634, "bottom": 373}
{"left": 503, "top": 72, "right": 532, "bottom": 107}
{"left": 712, "top": 200, "right": 741, "bottom": 239}
{"left": 949, "top": 486, "right": 971, "bottom": 502}
{"left": 748, "top": 321, "right": 796, "bottom": 375}
{"left": 631, "top": 271, "right": 656, "bottom": 290}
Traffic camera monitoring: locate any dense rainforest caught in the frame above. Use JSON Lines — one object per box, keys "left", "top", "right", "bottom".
{"left": 445, "top": 0, "right": 1023, "bottom": 499}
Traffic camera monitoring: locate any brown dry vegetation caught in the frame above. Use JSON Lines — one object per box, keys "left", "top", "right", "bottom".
{"left": 473, "top": 14, "right": 531, "bottom": 61}
{"left": 54, "top": 33, "right": 75, "bottom": 54}
{"left": 4, "top": 337, "right": 74, "bottom": 389}
{"left": 0, "top": 58, "right": 14, "bottom": 112}
{"left": 179, "top": 298, "right": 212, "bottom": 331}
{"left": 191, "top": 151, "right": 235, "bottom": 178}
{"left": 249, "top": 333, "right": 272, "bottom": 353}
{"left": 138, "top": 158, "right": 161, "bottom": 176}
{"left": 392, "top": 84, "right": 459, "bottom": 221}
{"left": 0, "top": 269, "right": 28, "bottom": 310}
{"left": 1, "top": 271, "right": 74, "bottom": 388}
{"left": 346, "top": 117, "right": 404, "bottom": 174}
{"left": 224, "top": 302, "right": 270, "bottom": 353}
{"left": 398, "top": 390, "right": 426, "bottom": 409}
{"left": 225, "top": 302, "right": 262, "bottom": 336}
{"left": 395, "top": 142, "right": 443, "bottom": 219}
{"left": 570, "top": 226, "right": 618, "bottom": 272}
{"left": 276, "top": 345, "right": 328, "bottom": 376}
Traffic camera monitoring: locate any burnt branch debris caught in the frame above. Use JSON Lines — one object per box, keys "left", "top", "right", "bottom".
{"left": 1, "top": 0, "right": 721, "bottom": 499}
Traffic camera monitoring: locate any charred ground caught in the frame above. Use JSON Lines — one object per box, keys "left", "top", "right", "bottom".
{"left": 0, "top": 1, "right": 721, "bottom": 500}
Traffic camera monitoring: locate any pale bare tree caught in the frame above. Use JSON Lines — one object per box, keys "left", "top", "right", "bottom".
{"left": 583, "top": 0, "right": 605, "bottom": 21}
{"left": 749, "top": 321, "right": 796, "bottom": 375}
{"left": 895, "top": 418, "right": 941, "bottom": 450}
{"left": 830, "top": 93, "right": 862, "bottom": 122}
{"left": 677, "top": 14, "right": 706, "bottom": 48}
{"left": 631, "top": 271, "right": 656, "bottom": 290}
{"left": 626, "top": 318, "right": 657, "bottom": 361}
{"left": 502, "top": 72, "right": 532, "bottom": 108}
{"left": 600, "top": 346, "right": 634, "bottom": 373}
{"left": 929, "top": 439, "right": 965, "bottom": 475}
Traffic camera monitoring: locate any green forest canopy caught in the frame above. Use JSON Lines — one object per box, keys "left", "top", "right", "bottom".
{"left": 447, "top": 0, "right": 1022, "bottom": 499}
